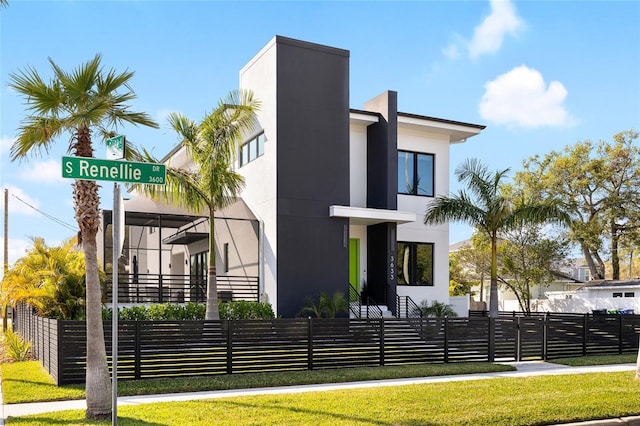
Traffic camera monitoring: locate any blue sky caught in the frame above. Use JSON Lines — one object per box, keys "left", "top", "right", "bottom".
{"left": 1, "top": 0, "right": 639, "bottom": 275}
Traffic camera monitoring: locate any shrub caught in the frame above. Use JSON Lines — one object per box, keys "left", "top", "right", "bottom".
{"left": 219, "top": 301, "right": 275, "bottom": 320}
{"left": 418, "top": 300, "right": 457, "bottom": 318}
{"left": 101, "top": 301, "right": 273, "bottom": 321}
{"left": 3, "top": 328, "right": 32, "bottom": 362}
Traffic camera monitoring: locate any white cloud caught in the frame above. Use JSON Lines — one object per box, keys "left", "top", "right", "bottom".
{"left": 0, "top": 136, "right": 14, "bottom": 155}
{"left": 468, "top": 0, "right": 524, "bottom": 59}
{"left": 0, "top": 237, "right": 32, "bottom": 272}
{"left": 16, "top": 159, "right": 66, "bottom": 184}
{"left": 443, "top": 0, "right": 524, "bottom": 61}
{"left": 18, "top": 159, "right": 65, "bottom": 184}
{"left": 479, "top": 65, "right": 577, "bottom": 128}
{"left": 2, "top": 185, "right": 41, "bottom": 216}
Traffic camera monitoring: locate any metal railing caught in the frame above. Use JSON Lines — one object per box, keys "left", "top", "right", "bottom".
{"left": 103, "top": 273, "right": 259, "bottom": 304}
{"left": 396, "top": 295, "right": 422, "bottom": 318}
{"left": 348, "top": 285, "right": 384, "bottom": 319}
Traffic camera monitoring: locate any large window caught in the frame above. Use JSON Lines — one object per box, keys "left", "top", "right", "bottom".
{"left": 398, "top": 151, "right": 434, "bottom": 196}
{"left": 397, "top": 242, "right": 433, "bottom": 286}
{"left": 239, "top": 132, "right": 266, "bottom": 167}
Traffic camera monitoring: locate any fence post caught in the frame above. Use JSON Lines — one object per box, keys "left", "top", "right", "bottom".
{"left": 307, "top": 317, "right": 314, "bottom": 371}
{"left": 543, "top": 313, "right": 548, "bottom": 360}
{"left": 618, "top": 314, "right": 623, "bottom": 355}
{"left": 56, "top": 319, "right": 63, "bottom": 386}
{"left": 443, "top": 318, "right": 449, "bottom": 363}
{"left": 226, "top": 320, "right": 233, "bottom": 374}
{"left": 379, "top": 318, "right": 385, "bottom": 366}
{"left": 134, "top": 321, "right": 141, "bottom": 380}
{"left": 582, "top": 314, "right": 587, "bottom": 357}
{"left": 488, "top": 317, "right": 495, "bottom": 362}
{"left": 516, "top": 317, "right": 521, "bottom": 362}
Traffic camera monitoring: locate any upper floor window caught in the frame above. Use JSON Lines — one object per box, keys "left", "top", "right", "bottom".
{"left": 398, "top": 151, "right": 434, "bottom": 196}
{"left": 239, "top": 132, "right": 266, "bottom": 167}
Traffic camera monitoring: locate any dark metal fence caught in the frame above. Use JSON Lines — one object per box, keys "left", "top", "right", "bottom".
{"left": 13, "top": 305, "right": 640, "bottom": 386}
{"left": 102, "top": 273, "right": 259, "bottom": 304}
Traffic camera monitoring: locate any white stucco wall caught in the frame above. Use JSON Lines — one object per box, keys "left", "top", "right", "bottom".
{"left": 349, "top": 124, "right": 368, "bottom": 208}
{"left": 238, "top": 37, "right": 279, "bottom": 309}
{"left": 396, "top": 128, "right": 452, "bottom": 306}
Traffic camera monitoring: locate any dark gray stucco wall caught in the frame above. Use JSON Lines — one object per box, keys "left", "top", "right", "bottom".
{"left": 365, "top": 91, "right": 398, "bottom": 210}
{"left": 364, "top": 91, "right": 399, "bottom": 309}
{"left": 275, "top": 37, "right": 351, "bottom": 318}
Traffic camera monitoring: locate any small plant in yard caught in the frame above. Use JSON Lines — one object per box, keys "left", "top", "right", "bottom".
{"left": 298, "top": 291, "right": 348, "bottom": 318}
{"left": 3, "top": 328, "right": 32, "bottom": 361}
{"left": 418, "top": 300, "right": 457, "bottom": 318}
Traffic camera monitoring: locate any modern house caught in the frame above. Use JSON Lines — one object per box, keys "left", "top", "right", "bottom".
{"left": 543, "top": 280, "right": 639, "bottom": 314}
{"left": 100, "top": 36, "right": 485, "bottom": 318}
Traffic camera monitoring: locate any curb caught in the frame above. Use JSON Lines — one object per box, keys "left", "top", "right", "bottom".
{"left": 558, "top": 417, "right": 640, "bottom": 426}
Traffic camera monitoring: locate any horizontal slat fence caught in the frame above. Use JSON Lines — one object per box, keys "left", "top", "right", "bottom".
{"left": 13, "top": 305, "right": 640, "bottom": 385}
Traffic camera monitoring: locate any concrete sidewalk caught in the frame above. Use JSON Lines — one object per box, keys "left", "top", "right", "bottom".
{"left": 1, "top": 362, "right": 638, "bottom": 425}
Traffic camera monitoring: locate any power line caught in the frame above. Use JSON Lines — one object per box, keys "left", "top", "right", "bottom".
{"left": 11, "top": 194, "right": 78, "bottom": 232}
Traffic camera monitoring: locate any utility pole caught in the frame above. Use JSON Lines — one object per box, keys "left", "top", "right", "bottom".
{"left": 3, "top": 188, "right": 9, "bottom": 331}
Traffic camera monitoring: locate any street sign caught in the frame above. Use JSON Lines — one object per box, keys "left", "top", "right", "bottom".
{"left": 106, "top": 135, "right": 125, "bottom": 160}
{"left": 62, "top": 156, "right": 166, "bottom": 184}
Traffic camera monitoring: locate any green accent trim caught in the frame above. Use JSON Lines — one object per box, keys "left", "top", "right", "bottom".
{"left": 349, "top": 239, "right": 360, "bottom": 299}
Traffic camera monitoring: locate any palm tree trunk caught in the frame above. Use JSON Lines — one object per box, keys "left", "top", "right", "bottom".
{"left": 489, "top": 236, "right": 499, "bottom": 318}
{"left": 83, "top": 235, "right": 111, "bottom": 419}
{"left": 205, "top": 211, "right": 220, "bottom": 320}
{"left": 73, "top": 138, "right": 111, "bottom": 418}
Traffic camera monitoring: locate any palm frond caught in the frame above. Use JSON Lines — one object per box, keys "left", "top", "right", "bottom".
{"left": 10, "top": 117, "right": 65, "bottom": 160}
{"left": 424, "top": 192, "right": 487, "bottom": 228}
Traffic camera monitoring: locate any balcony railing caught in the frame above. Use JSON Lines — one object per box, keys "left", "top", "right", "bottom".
{"left": 103, "top": 273, "right": 259, "bottom": 304}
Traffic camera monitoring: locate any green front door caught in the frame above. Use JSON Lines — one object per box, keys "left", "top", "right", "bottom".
{"left": 349, "top": 238, "right": 360, "bottom": 301}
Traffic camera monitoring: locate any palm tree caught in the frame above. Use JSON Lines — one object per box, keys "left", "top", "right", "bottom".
{"left": 424, "top": 159, "right": 567, "bottom": 318}
{"left": 8, "top": 54, "right": 158, "bottom": 419}
{"left": 2, "top": 237, "right": 88, "bottom": 320}
{"left": 133, "top": 90, "right": 259, "bottom": 320}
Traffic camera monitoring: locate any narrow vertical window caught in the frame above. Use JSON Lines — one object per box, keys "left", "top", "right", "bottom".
{"left": 223, "top": 243, "right": 229, "bottom": 273}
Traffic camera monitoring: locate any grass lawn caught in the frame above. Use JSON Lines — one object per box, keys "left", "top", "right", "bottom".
{"left": 551, "top": 354, "right": 637, "bottom": 366}
{"left": 1, "top": 360, "right": 514, "bottom": 403}
{"left": 4, "top": 371, "right": 640, "bottom": 425}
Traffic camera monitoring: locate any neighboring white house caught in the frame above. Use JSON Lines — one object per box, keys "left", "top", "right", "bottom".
{"left": 543, "top": 280, "right": 639, "bottom": 314}
{"left": 101, "top": 36, "right": 485, "bottom": 318}
{"left": 451, "top": 240, "right": 585, "bottom": 313}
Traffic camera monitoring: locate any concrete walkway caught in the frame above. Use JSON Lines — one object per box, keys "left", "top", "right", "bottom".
{"left": 1, "top": 362, "right": 638, "bottom": 425}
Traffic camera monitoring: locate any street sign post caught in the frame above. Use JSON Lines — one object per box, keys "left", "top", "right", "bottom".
{"left": 62, "top": 156, "right": 166, "bottom": 184}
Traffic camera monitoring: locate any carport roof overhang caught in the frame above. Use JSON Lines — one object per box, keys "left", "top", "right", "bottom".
{"left": 102, "top": 210, "right": 205, "bottom": 229}
{"left": 329, "top": 205, "right": 416, "bottom": 226}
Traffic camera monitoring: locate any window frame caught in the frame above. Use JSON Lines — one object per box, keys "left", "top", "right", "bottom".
{"left": 239, "top": 131, "right": 266, "bottom": 167}
{"left": 397, "top": 150, "right": 435, "bottom": 197}
{"left": 396, "top": 241, "right": 434, "bottom": 286}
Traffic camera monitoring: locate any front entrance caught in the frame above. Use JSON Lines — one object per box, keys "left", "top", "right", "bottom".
{"left": 349, "top": 238, "right": 360, "bottom": 301}
{"left": 189, "top": 251, "right": 207, "bottom": 302}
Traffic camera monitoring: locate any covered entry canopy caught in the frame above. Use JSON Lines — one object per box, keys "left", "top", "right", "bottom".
{"left": 102, "top": 196, "right": 207, "bottom": 229}
{"left": 102, "top": 196, "right": 259, "bottom": 244}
